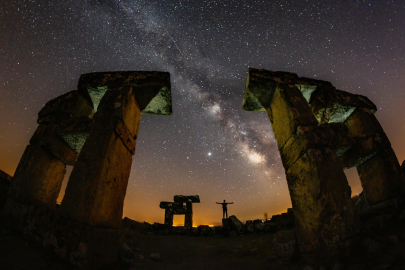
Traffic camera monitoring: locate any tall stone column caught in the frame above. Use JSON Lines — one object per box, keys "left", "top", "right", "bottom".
{"left": 5, "top": 90, "right": 92, "bottom": 211}
{"left": 60, "top": 88, "right": 140, "bottom": 229}
{"left": 243, "top": 69, "right": 355, "bottom": 249}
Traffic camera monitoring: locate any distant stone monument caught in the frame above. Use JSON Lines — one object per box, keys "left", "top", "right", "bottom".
{"left": 160, "top": 195, "right": 200, "bottom": 228}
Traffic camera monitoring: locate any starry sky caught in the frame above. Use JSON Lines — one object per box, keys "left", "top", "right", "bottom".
{"left": 1, "top": 0, "right": 404, "bottom": 226}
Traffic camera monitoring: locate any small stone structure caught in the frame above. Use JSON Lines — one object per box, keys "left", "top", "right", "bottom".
{"left": 243, "top": 68, "right": 405, "bottom": 251}
{"left": 3, "top": 71, "right": 172, "bottom": 269}
{"left": 160, "top": 195, "right": 200, "bottom": 228}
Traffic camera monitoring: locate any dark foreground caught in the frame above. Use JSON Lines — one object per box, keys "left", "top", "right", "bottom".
{"left": 2, "top": 217, "right": 405, "bottom": 270}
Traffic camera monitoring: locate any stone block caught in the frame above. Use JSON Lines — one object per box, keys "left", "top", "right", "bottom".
{"left": 94, "top": 88, "right": 141, "bottom": 136}
{"left": 38, "top": 90, "right": 93, "bottom": 124}
{"left": 60, "top": 129, "right": 134, "bottom": 229}
{"left": 357, "top": 146, "right": 405, "bottom": 205}
{"left": 77, "top": 71, "right": 172, "bottom": 115}
{"left": 222, "top": 218, "right": 231, "bottom": 230}
{"left": 228, "top": 215, "right": 244, "bottom": 233}
{"left": 254, "top": 220, "right": 265, "bottom": 232}
{"left": 198, "top": 225, "right": 212, "bottom": 236}
{"left": 286, "top": 148, "right": 353, "bottom": 246}
{"left": 7, "top": 144, "right": 66, "bottom": 205}
{"left": 310, "top": 88, "right": 377, "bottom": 124}
{"left": 243, "top": 68, "right": 333, "bottom": 112}
{"left": 245, "top": 220, "right": 254, "bottom": 233}
{"left": 339, "top": 132, "right": 389, "bottom": 169}
{"left": 280, "top": 123, "right": 354, "bottom": 170}
{"left": 174, "top": 195, "right": 200, "bottom": 203}
{"left": 31, "top": 126, "right": 79, "bottom": 165}
{"left": 344, "top": 108, "right": 384, "bottom": 139}
{"left": 268, "top": 83, "right": 318, "bottom": 149}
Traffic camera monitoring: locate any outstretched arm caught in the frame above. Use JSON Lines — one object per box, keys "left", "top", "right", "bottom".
{"left": 229, "top": 202, "right": 234, "bottom": 204}
{"left": 216, "top": 202, "right": 220, "bottom": 204}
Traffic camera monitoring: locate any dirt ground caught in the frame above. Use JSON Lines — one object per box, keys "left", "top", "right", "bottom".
{"left": 2, "top": 218, "right": 405, "bottom": 270}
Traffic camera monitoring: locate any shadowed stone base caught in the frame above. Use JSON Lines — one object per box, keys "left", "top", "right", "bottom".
{"left": 4, "top": 197, "right": 120, "bottom": 269}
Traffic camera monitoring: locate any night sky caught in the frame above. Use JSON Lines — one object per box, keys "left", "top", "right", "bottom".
{"left": 1, "top": 0, "right": 404, "bottom": 226}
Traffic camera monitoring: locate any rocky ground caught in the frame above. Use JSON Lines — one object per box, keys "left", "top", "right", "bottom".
{"left": 2, "top": 214, "right": 405, "bottom": 270}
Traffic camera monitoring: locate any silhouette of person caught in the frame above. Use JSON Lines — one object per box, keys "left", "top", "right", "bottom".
{"left": 216, "top": 200, "right": 233, "bottom": 219}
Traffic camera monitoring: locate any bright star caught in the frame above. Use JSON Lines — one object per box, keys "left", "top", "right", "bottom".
{"left": 208, "top": 152, "right": 212, "bottom": 156}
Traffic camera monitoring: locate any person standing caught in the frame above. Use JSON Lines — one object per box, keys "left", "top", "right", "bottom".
{"left": 216, "top": 200, "right": 233, "bottom": 219}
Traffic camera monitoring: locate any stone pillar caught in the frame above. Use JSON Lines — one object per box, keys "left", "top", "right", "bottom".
{"left": 243, "top": 69, "right": 355, "bottom": 249}
{"left": 185, "top": 201, "right": 193, "bottom": 228}
{"left": 5, "top": 90, "right": 93, "bottom": 208}
{"left": 60, "top": 88, "right": 140, "bottom": 229}
{"left": 6, "top": 144, "right": 66, "bottom": 206}
{"left": 344, "top": 108, "right": 405, "bottom": 205}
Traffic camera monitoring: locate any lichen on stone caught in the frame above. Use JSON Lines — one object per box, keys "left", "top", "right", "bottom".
{"left": 87, "top": 86, "right": 109, "bottom": 111}
{"left": 141, "top": 86, "right": 172, "bottom": 115}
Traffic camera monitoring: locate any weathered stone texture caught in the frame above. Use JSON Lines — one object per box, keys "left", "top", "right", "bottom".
{"left": 286, "top": 148, "right": 354, "bottom": 246}
{"left": 38, "top": 90, "right": 94, "bottom": 124}
{"left": 228, "top": 215, "right": 245, "bottom": 234}
{"left": 357, "top": 147, "right": 405, "bottom": 205}
{"left": 309, "top": 88, "right": 376, "bottom": 124}
{"left": 8, "top": 144, "right": 66, "bottom": 205}
{"left": 61, "top": 91, "right": 140, "bottom": 228}
{"left": 267, "top": 83, "right": 318, "bottom": 149}
{"left": 280, "top": 124, "right": 353, "bottom": 170}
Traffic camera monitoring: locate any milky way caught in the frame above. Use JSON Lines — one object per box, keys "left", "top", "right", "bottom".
{"left": 1, "top": 0, "right": 405, "bottom": 225}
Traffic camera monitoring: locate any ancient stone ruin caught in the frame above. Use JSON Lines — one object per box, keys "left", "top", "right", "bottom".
{"left": 3, "top": 71, "right": 172, "bottom": 269}
{"left": 243, "top": 68, "right": 405, "bottom": 251}
{"left": 160, "top": 195, "right": 200, "bottom": 228}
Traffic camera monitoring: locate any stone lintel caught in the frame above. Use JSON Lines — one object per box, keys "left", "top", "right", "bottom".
{"left": 174, "top": 195, "right": 200, "bottom": 203}
{"left": 77, "top": 71, "right": 172, "bottom": 115}
{"left": 310, "top": 88, "right": 377, "bottom": 124}
{"left": 160, "top": 201, "right": 183, "bottom": 209}
{"left": 243, "top": 68, "right": 334, "bottom": 112}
